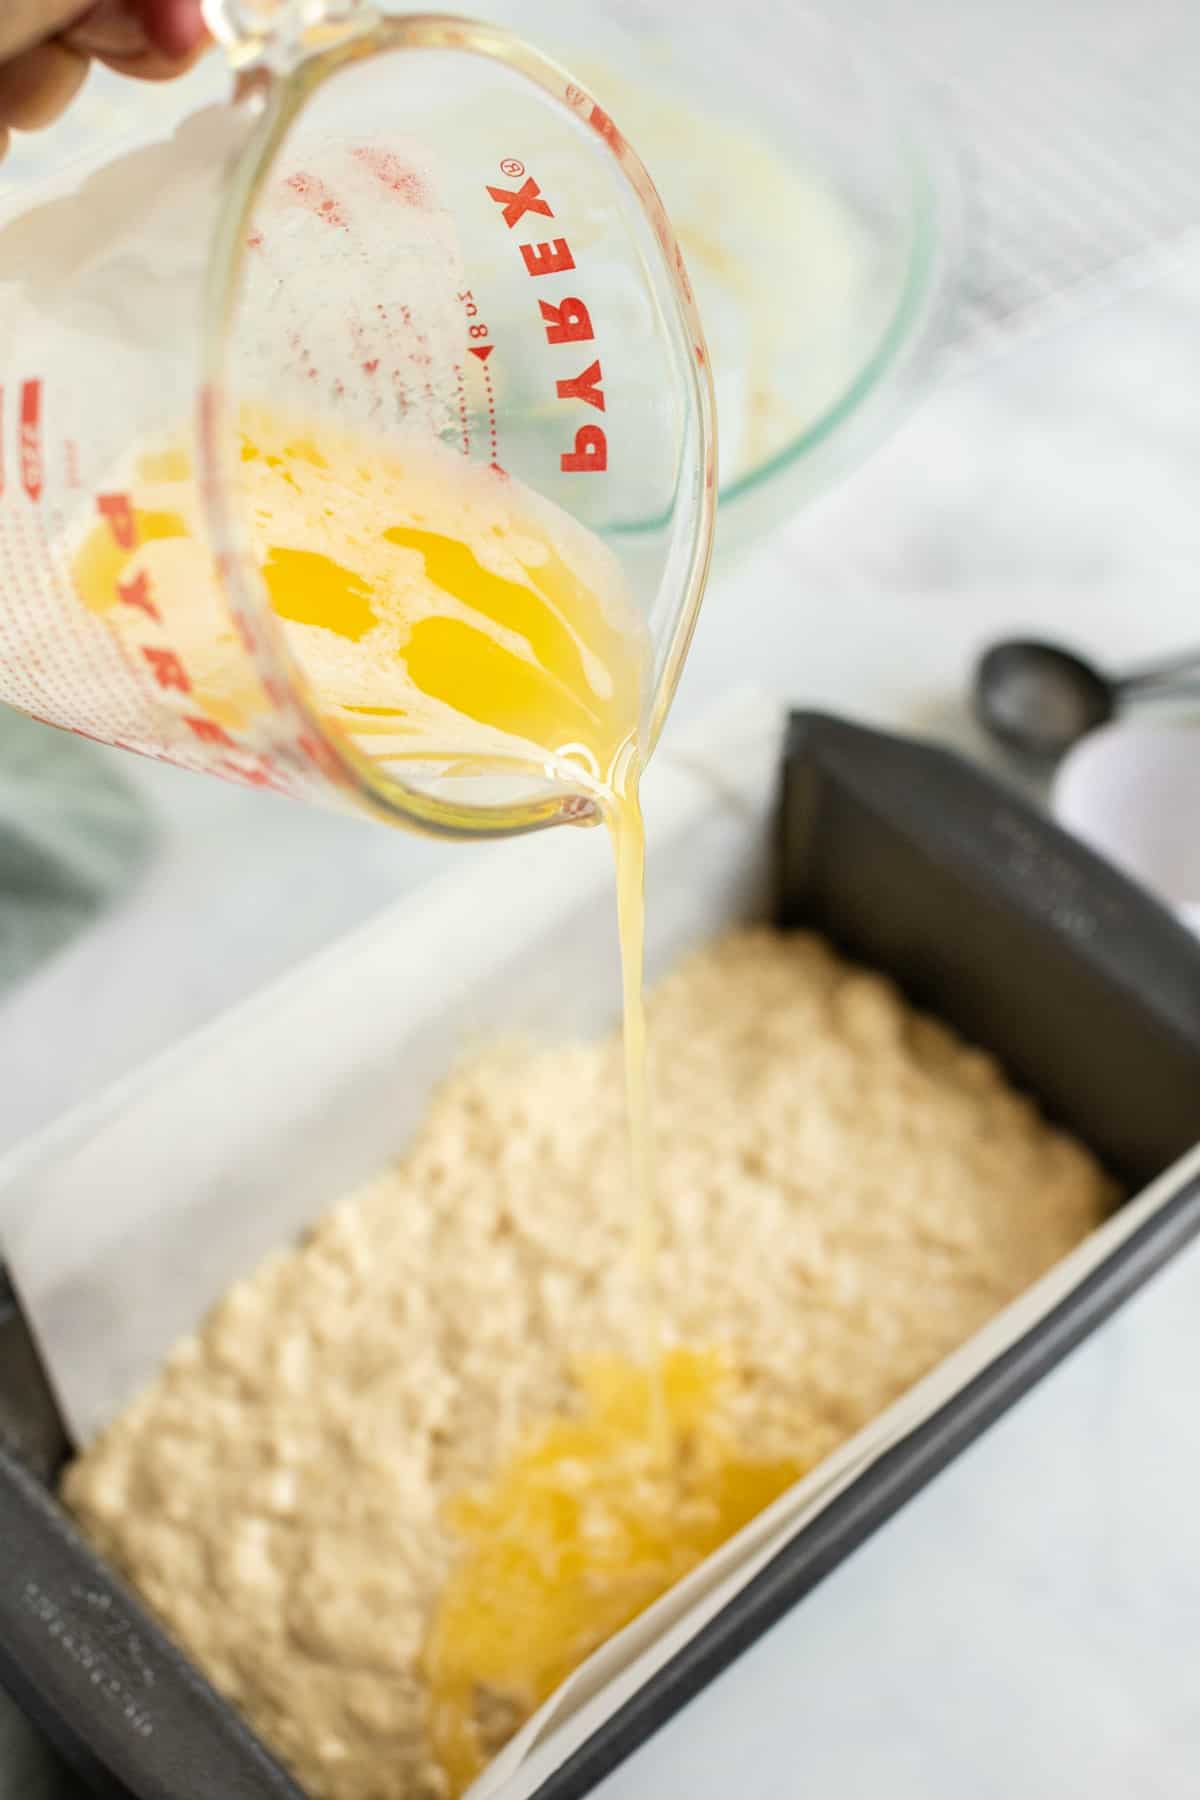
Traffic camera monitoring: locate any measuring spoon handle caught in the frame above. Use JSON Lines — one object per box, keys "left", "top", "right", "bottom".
{"left": 1117, "top": 647, "right": 1200, "bottom": 693}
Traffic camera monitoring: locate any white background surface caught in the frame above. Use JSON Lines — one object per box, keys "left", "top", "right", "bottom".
{"left": 3, "top": 160, "right": 1200, "bottom": 1800}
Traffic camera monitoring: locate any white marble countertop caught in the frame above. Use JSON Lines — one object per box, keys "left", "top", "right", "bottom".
{"left": 3, "top": 211, "right": 1200, "bottom": 1799}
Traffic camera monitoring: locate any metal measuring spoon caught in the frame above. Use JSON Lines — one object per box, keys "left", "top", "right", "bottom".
{"left": 973, "top": 639, "right": 1200, "bottom": 760}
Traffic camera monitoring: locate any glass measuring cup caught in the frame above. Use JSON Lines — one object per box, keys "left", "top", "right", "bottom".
{"left": 0, "top": 1, "right": 715, "bottom": 836}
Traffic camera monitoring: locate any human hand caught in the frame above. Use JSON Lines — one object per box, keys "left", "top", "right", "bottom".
{"left": 0, "top": 0, "right": 209, "bottom": 158}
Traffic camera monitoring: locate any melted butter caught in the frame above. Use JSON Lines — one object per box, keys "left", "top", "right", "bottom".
{"left": 423, "top": 1348, "right": 807, "bottom": 1797}
{"left": 261, "top": 547, "right": 379, "bottom": 642}
{"left": 238, "top": 407, "right": 644, "bottom": 796}
{"left": 72, "top": 405, "right": 644, "bottom": 794}
{"left": 612, "top": 779, "right": 664, "bottom": 1431}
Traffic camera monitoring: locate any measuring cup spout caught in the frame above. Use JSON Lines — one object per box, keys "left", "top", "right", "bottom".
{"left": 201, "top": 0, "right": 372, "bottom": 66}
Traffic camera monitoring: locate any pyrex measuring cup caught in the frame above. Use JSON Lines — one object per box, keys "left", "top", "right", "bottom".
{"left": 0, "top": 1, "right": 714, "bottom": 836}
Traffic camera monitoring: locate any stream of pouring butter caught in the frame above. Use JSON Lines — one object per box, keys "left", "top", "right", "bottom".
{"left": 71, "top": 410, "right": 803, "bottom": 1793}
{"left": 610, "top": 778, "right": 668, "bottom": 1438}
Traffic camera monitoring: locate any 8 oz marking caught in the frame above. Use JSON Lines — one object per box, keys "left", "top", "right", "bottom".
{"left": 459, "top": 289, "right": 494, "bottom": 362}
{"left": 459, "top": 288, "right": 498, "bottom": 460}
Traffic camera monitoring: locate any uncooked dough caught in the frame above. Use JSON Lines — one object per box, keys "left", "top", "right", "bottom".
{"left": 63, "top": 927, "right": 1114, "bottom": 1800}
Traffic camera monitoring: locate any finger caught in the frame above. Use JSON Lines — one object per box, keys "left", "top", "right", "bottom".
{"left": 62, "top": 0, "right": 148, "bottom": 60}
{"left": 0, "top": 40, "right": 90, "bottom": 133}
{"left": 65, "top": 1, "right": 210, "bottom": 81}
{"left": 144, "top": 0, "right": 208, "bottom": 59}
{"left": 0, "top": 0, "right": 90, "bottom": 61}
{"left": 95, "top": 36, "right": 209, "bottom": 80}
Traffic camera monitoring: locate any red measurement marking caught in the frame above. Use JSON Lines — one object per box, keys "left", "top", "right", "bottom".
{"left": 468, "top": 343, "right": 493, "bottom": 363}
{"left": 218, "top": 755, "right": 288, "bottom": 793}
{"left": 674, "top": 242, "right": 695, "bottom": 306}
{"left": 412, "top": 324, "right": 437, "bottom": 428}
{"left": 117, "top": 569, "right": 159, "bottom": 621}
{"left": 284, "top": 172, "right": 348, "bottom": 229}
{"left": 246, "top": 228, "right": 264, "bottom": 250}
{"left": 184, "top": 715, "right": 235, "bottom": 748}
{"left": 142, "top": 646, "right": 190, "bottom": 693}
{"left": 348, "top": 317, "right": 381, "bottom": 414}
{"left": 20, "top": 381, "right": 43, "bottom": 503}
{"left": 287, "top": 330, "right": 316, "bottom": 380}
{"left": 97, "top": 492, "right": 137, "bottom": 549}
{"left": 588, "top": 104, "right": 623, "bottom": 153}
{"left": 454, "top": 363, "right": 470, "bottom": 456}
{"left": 350, "top": 146, "right": 428, "bottom": 207}
{"left": 481, "top": 358, "right": 500, "bottom": 471}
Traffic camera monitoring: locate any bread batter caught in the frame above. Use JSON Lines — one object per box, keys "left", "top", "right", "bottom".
{"left": 63, "top": 927, "right": 1114, "bottom": 1800}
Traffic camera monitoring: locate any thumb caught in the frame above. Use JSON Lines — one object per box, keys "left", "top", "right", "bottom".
{"left": 0, "top": 1, "right": 96, "bottom": 59}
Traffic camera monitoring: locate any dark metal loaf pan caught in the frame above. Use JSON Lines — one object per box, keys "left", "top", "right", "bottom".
{"left": 2, "top": 710, "right": 1198, "bottom": 1800}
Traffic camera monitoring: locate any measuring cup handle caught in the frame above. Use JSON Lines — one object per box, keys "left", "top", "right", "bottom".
{"left": 201, "top": 0, "right": 371, "bottom": 66}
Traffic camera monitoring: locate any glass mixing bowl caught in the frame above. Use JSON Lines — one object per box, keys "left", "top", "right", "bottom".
{"left": 464, "top": 0, "right": 964, "bottom": 555}
{"left": 2, "top": 3, "right": 960, "bottom": 559}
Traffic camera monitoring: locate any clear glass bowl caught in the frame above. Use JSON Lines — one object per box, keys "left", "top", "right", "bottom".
{"left": 462, "top": 1, "right": 964, "bottom": 555}
{"left": 2, "top": 4, "right": 961, "bottom": 560}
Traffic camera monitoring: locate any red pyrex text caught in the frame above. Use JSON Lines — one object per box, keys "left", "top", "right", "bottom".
{"left": 485, "top": 171, "right": 607, "bottom": 473}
